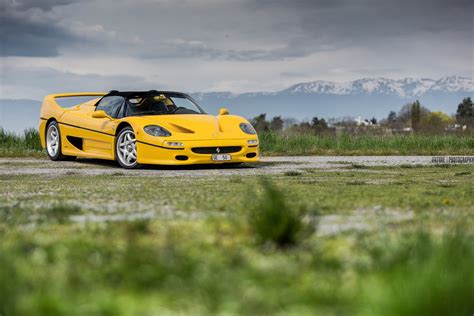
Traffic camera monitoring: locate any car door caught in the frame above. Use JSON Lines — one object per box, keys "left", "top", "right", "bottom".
{"left": 80, "top": 96, "right": 124, "bottom": 157}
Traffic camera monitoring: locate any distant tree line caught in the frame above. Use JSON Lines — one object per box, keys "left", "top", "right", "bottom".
{"left": 250, "top": 114, "right": 334, "bottom": 136}
{"left": 381, "top": 97, "right": 473, "bottom": 134}
{"left": 250, "top": 97, "right": 473, "bottom": 136}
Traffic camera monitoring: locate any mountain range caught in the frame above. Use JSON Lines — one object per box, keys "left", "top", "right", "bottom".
{"left": 194, "top": 76, "right": 473, "bottom": 120}
{"left": 1, "top": 76, "right": 472, "bottom": 134}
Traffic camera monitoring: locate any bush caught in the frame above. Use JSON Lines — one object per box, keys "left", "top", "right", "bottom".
{"left": 0, "top": 127, "right": 43, "bottom": 157}
{"left": 248, "top": 179, "right": 310, "bottom": 247}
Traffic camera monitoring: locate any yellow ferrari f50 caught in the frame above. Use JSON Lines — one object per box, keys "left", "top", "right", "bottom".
{"left": 39, "top": 90, "right": 259, "bottom": 168}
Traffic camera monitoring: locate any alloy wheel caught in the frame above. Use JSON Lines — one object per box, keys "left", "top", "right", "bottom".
{"left": 46, "top": 124, "right": 59, "bottom": 157}
{"left": 117, "top": 130, "right": 137, "bottom": 167}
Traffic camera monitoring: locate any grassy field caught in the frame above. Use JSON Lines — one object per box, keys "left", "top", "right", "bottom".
{"left": 0, "top": 128, "right": 43, "bottom": 158}
{"left": 260, "top": 132, "right": 474, "bottom": 156}
{"left": 1, "top": 127, "right": 473, "bottom": 157}
{"left": 1, "top": 162, "right": 473, "bottom": 315}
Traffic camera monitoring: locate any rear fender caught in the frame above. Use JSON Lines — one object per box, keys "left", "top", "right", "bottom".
{"left": 40, "top": 92, "right": 107, "bottom": 148}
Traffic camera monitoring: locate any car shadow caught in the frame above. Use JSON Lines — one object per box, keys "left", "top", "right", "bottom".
{"left": 74, "top": 158, "right": 263, "bottom": 170}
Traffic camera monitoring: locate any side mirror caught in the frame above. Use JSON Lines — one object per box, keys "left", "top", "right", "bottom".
{"left": 218, "top": 107, "right": 229, "bottom": 115}
{"left": 92, "top": 110, "right": 109, "bottom": 119}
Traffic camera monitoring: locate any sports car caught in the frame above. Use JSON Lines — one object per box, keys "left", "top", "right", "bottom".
{"left": 39, "top": 90, "right": 259, "bottom": 168}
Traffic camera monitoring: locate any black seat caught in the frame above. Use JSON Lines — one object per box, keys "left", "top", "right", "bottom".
{"left": 149, "top": 101, "right": 169, "bottom": 113}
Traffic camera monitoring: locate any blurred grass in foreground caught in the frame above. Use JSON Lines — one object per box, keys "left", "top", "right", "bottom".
{"left": 356, "top": 229, "right": 474, "bottom": 316}
{"left": 248, "top": 179, "right": 311, "bottom": 247}
{"left": 1, "top": 226, "right": 472, "bottom": 315}
{"left": 1, "top": 127, "right": 473, "bottom": 157}
{"left": 1, "top": 163, "right": 473, "bottom": 314}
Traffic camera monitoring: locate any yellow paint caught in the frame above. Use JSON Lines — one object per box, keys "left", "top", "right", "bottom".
{"left": 39, "top": 92, "right": 260, "bottom": 165}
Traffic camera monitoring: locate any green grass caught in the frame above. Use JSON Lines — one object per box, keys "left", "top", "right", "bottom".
{"left": 260, "top": 131, "right": 474, "bottom": 156}
{"left": 1, "top": 127, "right": 473, "bottom": 157}
{"left": 248, "top": 179, "right": 310, "bottom": 247}
{"left": 0, "top": 164, "right": 473, "bottom": 315}
{"left": 0, "top": 128, "right": 44, "bottom": 158}
{"left": 356, "top": 230, "right": 474, "bottom": 316}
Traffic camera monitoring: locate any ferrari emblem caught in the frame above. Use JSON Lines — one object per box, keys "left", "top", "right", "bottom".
{"left": 216, "top": 147, "right": 220, "bottom": 153}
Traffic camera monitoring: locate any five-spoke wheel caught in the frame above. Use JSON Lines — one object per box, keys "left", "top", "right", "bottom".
{"left": 46, "top": 124, "right": 59, "bottom": 157}
{"left": 45, "top": 121, "right": 73, "bottom": 161}
{"left": 116, "top": 127, "right": 139, "bottom": 169}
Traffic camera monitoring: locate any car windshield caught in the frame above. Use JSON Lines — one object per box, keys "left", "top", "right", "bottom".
{"left": 125, "top": 93, "right": 205, "bottom": 116}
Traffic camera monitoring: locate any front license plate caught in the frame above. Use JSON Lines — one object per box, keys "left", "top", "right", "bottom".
{"left": 212, "top": 154, "right": 231, "bottom": 161}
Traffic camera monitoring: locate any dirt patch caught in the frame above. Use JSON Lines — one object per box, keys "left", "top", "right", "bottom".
{"left": 0, "top": 156, "right": 436, "bottom": 178}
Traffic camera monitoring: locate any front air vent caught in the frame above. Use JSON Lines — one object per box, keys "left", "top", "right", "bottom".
{"left": 168, "top": 123, "right": 195, "bottom": 134}
{"left": 191, "top": 146, "right": 241, "bottom": 154}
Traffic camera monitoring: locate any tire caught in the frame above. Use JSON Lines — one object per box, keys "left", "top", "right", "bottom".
{"left": 115, "top": 127, "right": 140, "bottom": 169}
{"left": 45, "top": 121, "right": 75, "bottom": 161}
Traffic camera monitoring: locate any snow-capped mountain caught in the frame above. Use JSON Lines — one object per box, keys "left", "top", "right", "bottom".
{"left": 192, "top": 76, "right": 472, "bottom": 120}
{"left": 284, "top": 76, "right": 473, "bottom": 97}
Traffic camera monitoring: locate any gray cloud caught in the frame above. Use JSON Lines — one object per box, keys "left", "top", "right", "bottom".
{"left": 0, "top": 0, "right": 472, "bottom": 95}
{"left": 0, "top": 0, "right": 81, "bottom": 56}
{"left": 2, "top": 0, "right": 77, "bottom": 11}
{"left": 140, "top": 0, "right": 471, "bottom": 61}
{"left": 4, "top": 0, "right": 471, "bottom": 60}
{"left": 0, "top": 66, "right": 160, "bottom": 99}
{"left": 244, "top": 0, "right": 474, "bottom": 58}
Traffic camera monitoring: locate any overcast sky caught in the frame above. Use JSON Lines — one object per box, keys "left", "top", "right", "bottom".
{"left": 1, "top": 0, "right": 473, "bottom": 99}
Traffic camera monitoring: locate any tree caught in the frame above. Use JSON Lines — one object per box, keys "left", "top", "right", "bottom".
{"left": 387, "top": 111, "right": 397, "bottom": 123}
{"left": 411, "top": 100, "right": 422, "bottom": 132}
{"left": 269, "top": 116, "right": 284, "bottom": 131}
{"left": 310, "top": 117, "right": 328, "bottom": 133}
{"left": 370, "top": 117, "right": 377, "bottom": 125}
{"left": 311, "top": 117, "right": 320, "bottom": 127}
{"left": 251, "top": 114, "right": 270, "bottom": 132}
{"left": 421, "top": 111, "right": 454, "bottom": 134}
{"left": 398, "top": 103, "right": 414, "bottom": 126}
{"left": 283, "top": 117, "right": 298, "bottom": 129}
{"left": 456, "top": 97, "right": 473, "bottom": 127}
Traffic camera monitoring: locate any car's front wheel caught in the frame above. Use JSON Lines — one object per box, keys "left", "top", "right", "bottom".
{"left": 115, "top": 127, "right": 140, "bottom": 169}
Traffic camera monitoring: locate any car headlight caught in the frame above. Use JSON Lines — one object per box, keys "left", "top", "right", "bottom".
{"left": 144, "top": 125, "right": 172, "bottom": 137}
{"left": 239, "top": 123, "right": 256, "bottom": 135}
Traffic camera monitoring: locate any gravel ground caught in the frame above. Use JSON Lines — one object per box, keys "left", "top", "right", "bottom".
{"left": 0, "top": 156, "right": 458, "bottom": 177}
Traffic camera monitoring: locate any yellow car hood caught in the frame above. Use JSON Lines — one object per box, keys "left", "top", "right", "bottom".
{"left": 130, "top": 114, "right": 251, "bottom": 141}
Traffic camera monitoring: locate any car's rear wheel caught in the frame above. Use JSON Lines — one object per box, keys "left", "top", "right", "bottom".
{"left": 116, "top": 127, "right": 140, "bottom": 169}
{"left": 46, "top": 121, "right": 75, "bottom": 161}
